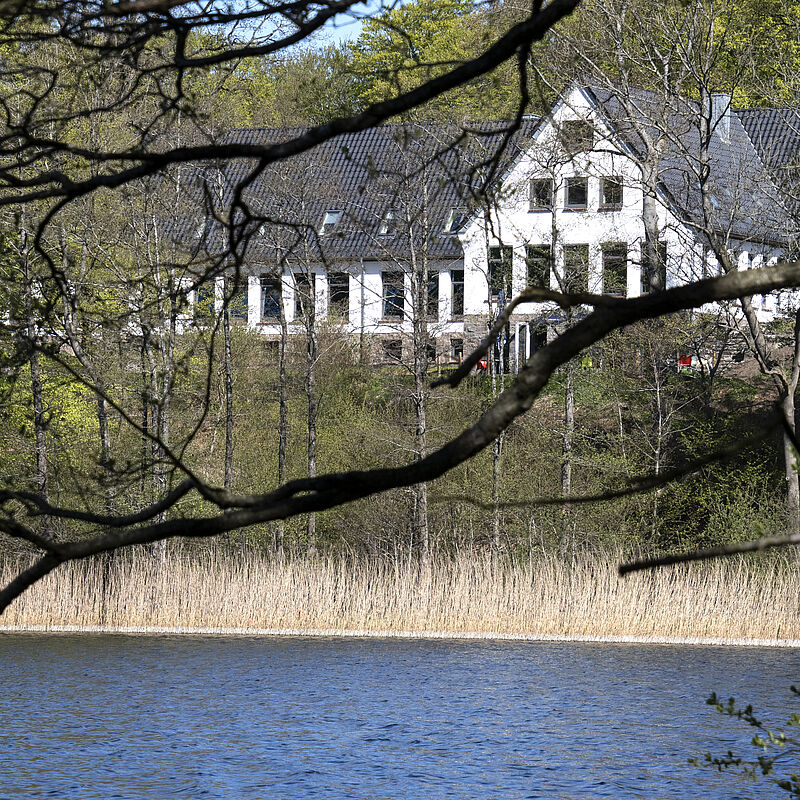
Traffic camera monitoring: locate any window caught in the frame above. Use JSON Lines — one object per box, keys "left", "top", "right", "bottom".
{"left": 488, "top": 245, "right": 513, "bottom": 297}
{"left": 260, "top": 275, "right": 282, "bottom": 321}
{"left": 319, "top": 210, "right": 343, "bottom": 235}
{"left": 450, "top": 338, "right": 464, "bottom": 363}
{"left": 565, "top": 177, "right": 588, "bottom": 209}
{"left": 382, "top": 271, "right": 404, "bottom": 318}
{"left": 642, "top": 241, "right": 668, "bottom": 293}
{"left": 293, "top": 272, "right": 315, "bottom": 319}
{"left": 194, "top": 284, "right": 215, "bottom": 321}
{"left": 378, "top": 210, "right": 397, "bottom": 236}
{"left": 227, "top": 278, "right": 248, "bottom": 323}
{"left": 382, "top": 339, "right": 402, "bottom": 362}
{"left": 427, "top": 271, "right": 439, "bottom": 319}
{"left": 602, "top": 243, "right": 627, "bottom": 296}
{"left": 564, "top": 244, "right": 589, "bottom": 293}
{"left": 561, "top": 120, "right": 594, "bottom": 153}
{"left": 444, "top": 208, "right": 466, "bottom": 234}
{"left": 525, "top": 245, "right": 552, "bottom": 288}
{"left": 600, "top": 178, "right": 623, "bottom": 209}
{"left": 451, "top": 269, "right": 464, "bottom": 317}
{"left": 426, "top": 344, "right": 437, "bottom": 362}
{"left": 529, "top": 178, "right": 553, "bottom": 211}
{"left": 328, "top": 272, "right": 349, "bottom": 320}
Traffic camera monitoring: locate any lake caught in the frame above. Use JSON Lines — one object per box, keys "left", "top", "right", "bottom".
{"left": 0, "top": 633, "right": 797, "bottom": 799}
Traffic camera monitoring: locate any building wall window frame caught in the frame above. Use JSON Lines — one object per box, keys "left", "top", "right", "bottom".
{"left": 378, "top": 210, "right": 397, "bottom": 236}
{"left": 293, "top": 271, "right": 315, "bottom": 320}
{"left": 525, "top": 244, "right": 553, "bottom": 289}
{"left": 227, "top": 277, "right": 249, "bottom": 323}
{"left": 563, "top": 244, "right": 590, "bottom": 293}
{"left": 565, "top": 177, "right": 588, "bottom": 210}
{"left": 488, "top": 245, "right": 513, "bottom": 298}
{"left": 600, "top": 177, "right": 623, "bottom": 210}
{"left": 426, "top": 270, "right": 439, "bottom": 320}
{"left": 320, "top": 209, "right": 343, "bottom": 235}
{"left": 529, "top": 178, "right": 554, "bottom": 211}
{"left": 451, "top": 269, "right": 464, "bottom": 317}
{"left": 444, "top": 208, "right": 467, "bottom": 234}
{"left": 194, "top": 283, "right": 215, "bottom": 322}
{"left": 328, "top": 271, "right": 350, "bottom": 320}
{"left": 382, "top": 271, "right": 405, "bottom": 319}
{"left": 260, "top": 275, "right": 282, "bottom": 321}
{"left": 450, "top": 337, "right": 464, "bottom": 363}
{"left": 382, "top": 338, "right": 402, "bottom": 362}
{"left": 601, "top": 242, "right": 628, "bottom": 296}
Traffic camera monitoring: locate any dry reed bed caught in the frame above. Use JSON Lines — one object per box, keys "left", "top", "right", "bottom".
{"left": 0, "top": 550, "right": 797, "bottom": 640}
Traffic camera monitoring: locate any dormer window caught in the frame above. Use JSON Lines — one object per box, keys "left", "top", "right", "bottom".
{"left": 378, "top": 209, "right": 397, "bottom": 236}
{"left": 561, "top": 120, "right": 594, "bottom": 153}
{"left": 444, "top": 208, "right": 466, "bottom": 234}
{"left": 600, "top": 178, "right": 623, "bottom": 209}
{"left": 320, "top": 210, "right": 343, "bottom": 235}
{"left": 529, "top": 178, "right": 553, "bottom": 211}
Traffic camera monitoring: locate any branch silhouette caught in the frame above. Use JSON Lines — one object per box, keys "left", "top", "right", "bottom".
{"left": 3, "top": 263, "right": 800, "bottom": 612}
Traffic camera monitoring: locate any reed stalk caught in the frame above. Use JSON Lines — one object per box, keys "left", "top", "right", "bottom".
{"left": 1, "top": 548, "right": 797, "bottom": 640}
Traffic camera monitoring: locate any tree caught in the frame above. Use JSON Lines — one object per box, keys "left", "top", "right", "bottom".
{"left": 2, "top": 0, "right": 800, "bottom": 609}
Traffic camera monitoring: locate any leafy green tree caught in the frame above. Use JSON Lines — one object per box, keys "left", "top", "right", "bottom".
{"left": 348, "top": 0, "right": 522, "bottom": 119}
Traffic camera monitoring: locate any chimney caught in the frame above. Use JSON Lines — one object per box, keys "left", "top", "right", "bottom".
{"left": 711, "top": 93, "right": 731, "bottom": 142}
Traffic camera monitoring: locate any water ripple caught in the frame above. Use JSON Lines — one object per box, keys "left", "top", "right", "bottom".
{"left": 0, "top": 634, "right": 796, "bottom": 798}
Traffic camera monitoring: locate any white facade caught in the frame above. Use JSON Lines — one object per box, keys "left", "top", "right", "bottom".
{"left": 198, "top": 86, "right": 791, "bottom": 348}
{"left": 459, "top": 87, "right": 786, "bottom": 322}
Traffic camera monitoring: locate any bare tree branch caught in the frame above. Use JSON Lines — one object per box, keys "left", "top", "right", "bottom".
{"left": 433, "top": 411, "right": 781, "bottom": 510}
{"left": 619, "top": 534, "right": 800, "bottom": 575}
{"left": 2, "top": 263, "right": 800, "bottom": 612}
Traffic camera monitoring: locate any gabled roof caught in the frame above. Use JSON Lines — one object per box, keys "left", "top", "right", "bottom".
{"left": 172, "top": 120, "right": 539, "bottom": 264}
{"left": 738, "top": 107, "right": 800, "bottom": 170}
{"left": 170, "top": 86, "right": 799, "bottom": 266}
{"left": 585, "top": 85, "right": 796, "bottom": 245}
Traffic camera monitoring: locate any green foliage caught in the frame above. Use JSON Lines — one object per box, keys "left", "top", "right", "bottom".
{"left": 690, "top": 687, "right": 800, "bottom": 796}
{"left": 658, "top": 413, "right": 783, "bottom": 549}
{"left": 347, "top": 0, "right": 521, "bottom": 120}
{"left": 266, "top": 46, "right": 362, "bottom": 125}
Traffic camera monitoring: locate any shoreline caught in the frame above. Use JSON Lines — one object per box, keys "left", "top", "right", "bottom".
{"left": 2, "top": 624, "right": 799, "bottom": 648}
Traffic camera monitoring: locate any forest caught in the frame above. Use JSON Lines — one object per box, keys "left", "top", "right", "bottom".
{"left": 0, "top": 0, "right": 798, "bottom": 615}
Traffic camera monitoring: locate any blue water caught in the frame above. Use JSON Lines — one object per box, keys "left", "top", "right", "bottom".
{"left": 0, "top": 633, "right": 797, "bottom": 799}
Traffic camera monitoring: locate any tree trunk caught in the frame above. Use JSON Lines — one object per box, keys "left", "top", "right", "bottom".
{"left": 411, "top": 225, "right": 430, "bottom": 564}
{"left": 489, "top": 317, "right": 504, "bottom": 552}
{"left": 491, "top": 435, "right": 503, "bottom": 551}
{"left": 641, "top": 161, "right": 664, "bottom": 293}
{"left": 223, "top": 298, "right": 234, "bottom": 490}
{"left": 306, "top": 316, "right": 317, "bottom": 553}
{"left": 274, "top": 288, "right": 289, "bottom": 557}
{"left": 782, "top": 392, "right": 800, "bottom": 534}
{"left": 404, "top": 195, "right": 431, "bottom": 567}
{"left": 28, "top": 323, "right": 51, "bottom": 540}
{"left": 22, "top": 233, "right": 53, "bottom": 541}
{"left": 414, "top": 380, "right": 430, "bottom": 562}
{"left": 560, "top": 357, "right": 574, "bottom": 558}
{"left": 96, "top": 393, "right": 112, "bottom": 513}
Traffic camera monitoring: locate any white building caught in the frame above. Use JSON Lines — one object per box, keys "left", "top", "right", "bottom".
{"left": 183, "top": 84, "right": 798, "bottom": 365}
